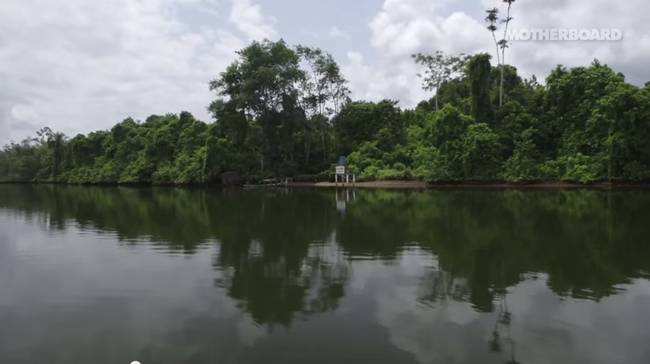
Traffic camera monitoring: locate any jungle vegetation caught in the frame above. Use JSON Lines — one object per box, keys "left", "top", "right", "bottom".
{"left": 2, "top": 39, "right": 650, "bottom": 184}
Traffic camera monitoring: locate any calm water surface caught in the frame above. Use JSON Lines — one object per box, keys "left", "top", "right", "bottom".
{"left": 1, "top": 185, "right": 650, "bottom": 364}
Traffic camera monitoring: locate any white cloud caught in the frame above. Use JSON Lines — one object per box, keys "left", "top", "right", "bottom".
{"left": 328, "top": 26, "right": 349, "bottom": 40}
{"left": 481, "top": 0, "right": 650, "bottom": 83}
{"left": 343, "top": 0, "right": 491, "bottom": 107}
{"left": 368, "top": 0, "right": 488, "bottom": 58}
{"left": 10, "top": 105, "right": 39, "bottom": 123}
{"left": 342, "top": 0, "right": 650, "bottom": 108}
{"left": 0, "top": 0, "right": 249, "bottom": 145}
{"left": 2, "top": 0, "right": 650, "bottom": 145}
{"left": 342, "top": 51, "right": 428, "bottom": 105}
{"left": 364, "top": 250, "right": 650, "bottom": 364}
{"left": 229, "top": 0, "right": 277, "bottom": 41}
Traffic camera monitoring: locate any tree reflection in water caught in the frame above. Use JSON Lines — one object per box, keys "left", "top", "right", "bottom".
{"left": 2, "top": 185, "right": 650, "bottom": 330}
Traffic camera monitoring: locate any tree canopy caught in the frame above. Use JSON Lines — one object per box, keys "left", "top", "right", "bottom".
{"left": 2, "top": 40, "right": 650, "bottom": 185}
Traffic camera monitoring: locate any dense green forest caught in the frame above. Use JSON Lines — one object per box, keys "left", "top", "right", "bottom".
{"left": 2, "top": 39, "right": 650, "bottom": 184}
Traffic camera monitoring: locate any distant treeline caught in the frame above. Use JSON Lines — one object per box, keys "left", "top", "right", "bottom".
{"left": 2, "top": 40, "right": 650, "bottom": 184}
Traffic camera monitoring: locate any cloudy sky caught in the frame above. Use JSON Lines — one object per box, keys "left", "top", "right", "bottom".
{"left": 1, "top": 0, "right": 649, "bottom": 145}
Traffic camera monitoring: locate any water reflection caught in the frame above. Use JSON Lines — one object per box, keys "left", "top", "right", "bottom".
{"left": 2, "top": 186, "right": 650, "bottom": 312}
{"left": 1, "top": 185, "right": 650, "bottom": 363}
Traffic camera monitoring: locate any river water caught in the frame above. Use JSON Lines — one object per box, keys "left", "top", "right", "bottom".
{"left": 1, "top": 185, "right": 649, "bottom": 364}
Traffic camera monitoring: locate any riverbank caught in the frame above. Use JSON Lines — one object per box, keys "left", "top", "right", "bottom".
{"left": 3, "top": 180, "right": 650, "bottom": 190}
{"left": 288, "top": 180, "right": 650, "bottom": 189}
{"left": 289, "top": 180, "right": 429, "bottom": 189}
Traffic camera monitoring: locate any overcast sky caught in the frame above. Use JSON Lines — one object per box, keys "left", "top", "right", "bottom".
{"left": 1, "top": 0, "right": 649, "bottom": 145}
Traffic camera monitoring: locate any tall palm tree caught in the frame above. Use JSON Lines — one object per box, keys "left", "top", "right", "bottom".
{"left": 485, "top": 8, "right": 501, "bottom": 67}
{"left": 499, "top": 0, "right": 516, "bottom": 108}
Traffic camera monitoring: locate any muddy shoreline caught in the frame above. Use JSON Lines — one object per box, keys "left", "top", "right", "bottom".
{"left": 288, "top": 180, "right": 650, "bottom": 190}
{"left": 3, "top": 180, "right": 650, "bottom": 190}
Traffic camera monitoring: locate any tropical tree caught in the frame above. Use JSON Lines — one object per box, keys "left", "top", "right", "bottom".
{"left": 36, "top": 127, "right": 67, "bottom": 180}
{"left": 485, "top": 1, "right": 516, "bottom": 108}
{"left": 485, "top": 8, "right": 501, "bottom": 66}
{"left": 412, "top": 51, "right": 469, "bottom": 111}
{"left": 499, "top": 0, "right": 516, "bottom": 108}
{"left": 468, "top": 54, "right": 494, "bottom": 124}
{"left": 209, "top": 40, "right": 348, "bottom": 176}
{"left": 462, "top": 123, "right": 503, "bottom": 179}
{"left": 295, "top": 45, "right": 350, "bottom": 116}
{"left": 333, "top": 100, "right": 403, "bottom": 155}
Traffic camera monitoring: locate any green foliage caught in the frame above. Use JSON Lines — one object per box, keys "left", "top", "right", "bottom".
{"left": 426, "top": 105, "right": 474, "bottom": 181}
{"left": 468, "top": 54, "right": 495, "bottom": 124}
{"left": 333, "top": 100, "right": 403, "bottom": 155}
{"left": 1, "top": 43, "right": 649, "bottom": 185}
{"left": 208, "top": 40, "right": 348, "bottom": 177}
{"left": 462, "top": 123, "right": 502, "bottom": 180}
{"left": 501, "top": 128, "right": 541, "bottom": 181}
{"left": 409, "top": 145, "right": 440, "bottom": 179}
{"left": 412, "top": 51, "right": 469, "bottom": 111}
{"left": 540, "top": 154, "right": 605, "bottom": 183}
